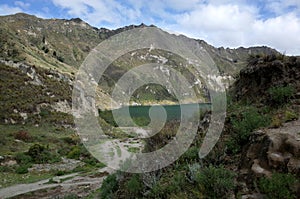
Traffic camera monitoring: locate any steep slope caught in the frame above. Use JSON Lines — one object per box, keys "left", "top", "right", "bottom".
{"left": 0, "top": 13, "right": 102, "bottom": 73}
{"left": 0, "top": 13, "right": 280, "bottom": 122}
{"left": 231, "top": 54, "right": 300, "bottom": 103}
{"left": 200, "top": 41, "right": 279, "bottom": 75}
{"left": 0, "top": 13, "right": 152, "bottom": 74}
{"left": 0, "top": 13, "right": 278, "bottom": 75}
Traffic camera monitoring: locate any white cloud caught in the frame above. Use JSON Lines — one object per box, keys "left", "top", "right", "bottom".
{"left": 166, "top": 3, "right": 300, "bottom": 55}
{"left": 177, "top": 4, "right": 256, "bottom": 32}
{"left": 49, "top": 0, "right": 300, "bottom": 54}
{"left": 0, "top": 4, "right": 22, "bottom": 16}
{"left": 14, "top": 1, "right": 30, "bottom": 9}
{"left": 251, "top": 13, "right": 300, "bottom": 54}
{"left": 169, "top": 4, "right": 257, "bottom": 46}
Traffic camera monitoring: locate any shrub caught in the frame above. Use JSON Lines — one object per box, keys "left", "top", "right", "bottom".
{"left": 61, "top": 136, "right": 78, "bottom": 145}
{"left": 270, "top": 115, "right": 282, "bottom": 128}
{"left": 67, "top": 146, "right": 81, "bottom": 160}
{"left": 259, "top": 173, "right": 298, "bottom": 199}
{"left": 28, "top": 144, "right": 46, "bottom": 162}
{"left": 82, "top": 156, "right": 98, "bottom": 166}
{"left": 226, "top": 138, "right": 241, "bottom": 154}
{"left": 149, "top": 181, "right": 166, "bottom": 199}
{"left": 15, "top": 164, "right": 29, "bottom": 174}
{"left": 126, "top": 174, "right": 143, "bottom": 197}
{"left": 270, "top": 109, "right": 298, "bottom": 128}
{"left": 225, "top": 106, "right": 270, "bottom": 154}
{"left": 15, "top": 153, "right": 32, "bottom": 165}
{"left": 168, "top": 172, "right": 186, "bottom": 193}
{"left": 14, "top": 130, "right": 32, "bottom": 142}
{"left": 196, "top": 165, "right": 235, "bottom": 199}
{"left": 179, "top": 146, "right": 199, "bottom": 163}
{"left": 28, "top": 144, "right": 60, "bottom": 163}
{"left": 284, "top": 110, "right": 298, "bottom": 122}
{"left": 0, "top": 165, "right": 14, "bottom": 172}
{"left": 225, "top": 105, "right": 271, "bottom": 154}
{"left": 268, "top": 85, "right": 295, "bottom": 106}
{"left": 55, "top": 170, "right": 67, "bottom": 176}
{"left": 188, "top": 163, "right": 201, "bottom": 182}
{"left": 232, "top": 107, "right": 268, "bottom": 142}
{"left": 100, "top": 173, "right": 118, "bottom": 199}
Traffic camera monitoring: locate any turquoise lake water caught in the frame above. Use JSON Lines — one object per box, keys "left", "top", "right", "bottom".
{"left": 99, "top": 103, "right": 210, "bottom": 127}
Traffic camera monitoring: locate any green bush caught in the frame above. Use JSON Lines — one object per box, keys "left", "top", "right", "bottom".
{"left": 126, "top": 174, "right": 143, "bottom": 197}
{"left": 82, "top": 156, "right": 100, "bottom": 166}
{"left": 268, "top": 85, "right": 295, "bottom": 106}
{"left": 55, "top": 170, "right": 67, "bottom": 176}
{"left": 233, "top": 107, "right": 269, "bottom": 142}
{"left": 225, "top": 106, "right": 271, "bottom": 154}
{"left": 149, "top": 181, "right": 165, "bottom": 199}
{"left": 100, "top": 173, "right": 118, "bottom": 199}
{"left": 15, "top": 164, "right": 29, "bottom": 174}
{"left": 61, "top": 136, "right": 78, "bottom": 145}
{"left": 259, "top": 173, "right": 298, "bottom": 199}
{"left": 28, "top": 144, "right": 47, "bottom": 163}
{"left": 178, "top": 146, "right": 199, "bottom": 164}
{"left": 284, "top": 110, "right": 298, "bottom": 122}
{"left": 67, "top": 146, "right": 81, "bottom": 160}
{"left": 195, "top": 165, "right": 235, "bottom": 199}
{"left": 167, "top": 172, "right": 186, "bottom": 193}
{"left": 28, "top": 144, "right": 60, "bottom": 163}
{"left": 15, "top": 153, "right": 32, "bottom": 165}
{"left": 226, "top": 138, "right": 241, "bottom": 154}
{"left": 227, "top": 106, "right": 269, "bottom": 153}
{"left": 0, "top": 165, "right": 14, "bottom": 172}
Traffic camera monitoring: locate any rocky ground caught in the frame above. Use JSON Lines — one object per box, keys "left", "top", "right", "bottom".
{"left": 239, "top": 117, "right": 300, "bottom": 198}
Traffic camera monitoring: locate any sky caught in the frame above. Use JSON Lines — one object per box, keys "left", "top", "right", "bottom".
{"left": 1, "top": 0, "right": 300, "bottom": 55}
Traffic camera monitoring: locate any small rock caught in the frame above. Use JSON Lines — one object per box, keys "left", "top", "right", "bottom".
{"left": 251, "top": 159, "right": 271, "bottom": 176}
{"left": 2, "top": 160, "right": 17, "bottom": 166}
{"left": 52, "top": 177, "right": 61, "bottom": 183}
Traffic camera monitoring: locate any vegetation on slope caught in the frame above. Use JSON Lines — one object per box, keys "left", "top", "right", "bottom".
{"left": 0, "top": 13, "right": 298, "bottom": 198}
{"left": 95, "top": 53, "right": 300, "bottom": 199}
{"left": 0, "top": 63, "right": 73, "bottom": 125}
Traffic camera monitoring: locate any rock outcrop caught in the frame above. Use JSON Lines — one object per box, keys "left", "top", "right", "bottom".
{"left": 238, "top": 118, "right": 300, "bottom": 196}
{"left": 232, "top": 55, "right": 300, "bottom": 103}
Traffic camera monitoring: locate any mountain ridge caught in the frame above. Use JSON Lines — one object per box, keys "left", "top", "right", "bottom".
{"left": 0, "top": 12, "right": 278, "bottom": 75}
{"left": 0, "top": 12, "right": 281, "bottom": 119}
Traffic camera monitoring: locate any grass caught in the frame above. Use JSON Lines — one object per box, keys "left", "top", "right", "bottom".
{"left": 0, "top": 124, "right": 75, "bottom": 156}
{"left": 127, "top": 146, "right": 140, "bottom": 153}
{"left": 0, "top": 171, "right": 54, "bottom": 188}
{"left": 0, "top": 122, "right": 107, "bottom": 188}
{"left": 259, "top": 173, "right": 298, "bottom": 199}
{"left": 0, "top": 63, "right": 73, "bottom": 125}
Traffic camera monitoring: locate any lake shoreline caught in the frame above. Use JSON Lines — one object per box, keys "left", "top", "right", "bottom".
{"left": 101, "top": 102, "right": 211, "bottom": 111}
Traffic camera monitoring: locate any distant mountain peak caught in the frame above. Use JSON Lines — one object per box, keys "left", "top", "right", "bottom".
{"left": 69, "top": 17, "right": 84, "bottom": 23}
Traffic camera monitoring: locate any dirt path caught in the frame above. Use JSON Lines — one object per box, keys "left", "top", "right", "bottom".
{"left": 0, "top": 127, "right": 145, "bottom": 198}
{"left": 0, "top": 167, "right": 114, "bottom": 198}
